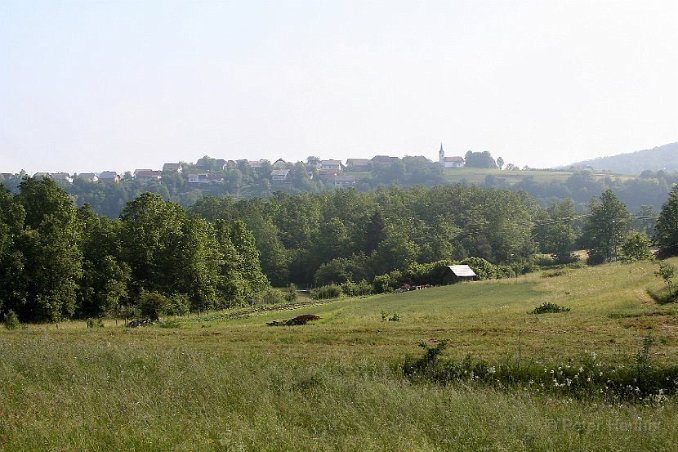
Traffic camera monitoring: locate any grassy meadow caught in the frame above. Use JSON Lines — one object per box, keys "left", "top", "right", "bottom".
{"left": 1, "top": 258, "right": 677, "bottom": 450}
{"left": 441, "top": 167, "right": 636, "bottom": 186}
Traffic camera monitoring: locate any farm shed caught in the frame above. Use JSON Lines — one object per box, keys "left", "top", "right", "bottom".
{"left": 445, "top": 265, "right": 477, "bottom": 283}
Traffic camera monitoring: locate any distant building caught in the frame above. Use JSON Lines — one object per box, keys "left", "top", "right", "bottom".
{"left": 272, "top": 158, "right": 287, "bottom": 169}
{"left": 98, "top": 171, "right": 120, "bottom": 183}
{"left": 334, "top": 174, "right": 357, "bottom": 187}
{"left": 445, "top": 265, "right": 477, "bottom": 283}
{"left": 247, "top": 160, "right": 266, "bottom": 169}
{"left": 162, "top": 163, "right": 182, "bottom": 173}
{"left": 345, "top": 158, "right": 371, "bottom": 171}
{"left": 187, "top": 172, "right": 224, "bottom": 184}
{"left": 320, "top": 159, "right": 342, "bottom": 172}
{"left": 77, "top": 173, "right": 98, "bottom": 182}
{"left": 133, "top": 169, "right": 162, "bottom": 180}
{"left": 371, "top": 155, "right": 400, "bottom": 166}
{"left": 34, "top": 172, "right": 73, "bottom": 183}
{"left": 271, "top": 169, "right": 291, "bottom": 182}
{"left": 438, "top": 143, "right": 464, "bottom": 168}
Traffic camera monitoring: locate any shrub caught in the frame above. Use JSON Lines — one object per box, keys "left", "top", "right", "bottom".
{"left": 254, "top": 288, "right": 286, "bottom": 305}
{"left": 3, "top": 310, "right": 20, "bottom": 330}
{"left": 541, "top": 269, "right": 568, "bottom": 278}
{"left": 284, "top": 284, "right": 297, "bottom": 302}
{"left": 86, "top": 318, "right": 104, "bottom": 328}
{"left": 340, "top": 280, "right": 373, "bottom": 297}
{"left": 380, "top": 311, "right": 401, "bottom": 322}
{"left": 459, "top": 257, "right": 497, "bottom": 280}
{"left": 137, "top": 291, "right": 169, "bottom": 321}
{"left": 372, "top": 274, "right": 392, "bottom": 294}
{"left": 165, "top": 294, "right": 191, "bottom": 316}
{"left": 310, "top": 284, "right": 341, "bottom": 300}
{"left": 530, "top": 302, "right": 571, "bottom": 314}
{"left": 620, "top": 232, "right": 654, "bottom": 263}
{"left": 402, "top": 341, "right": 678, "bottom": 402}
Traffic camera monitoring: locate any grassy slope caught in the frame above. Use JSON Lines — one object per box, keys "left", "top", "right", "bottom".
{"left": 1, "top": 259, "right": 677, "bottom": 450}
{"left": 442, "top": 168, "right": 635, "bottom": 185}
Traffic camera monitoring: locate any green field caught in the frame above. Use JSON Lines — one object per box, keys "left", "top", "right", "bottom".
{"left": 1, "top": 259, "right": 677, "bottom": 450}
{"left": 442, "top": 168, "right": 635, "bottom": 185}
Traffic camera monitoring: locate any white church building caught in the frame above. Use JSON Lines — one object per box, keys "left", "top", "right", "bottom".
{"left": 438, "top": 144, "right": 465, "bottom": 168}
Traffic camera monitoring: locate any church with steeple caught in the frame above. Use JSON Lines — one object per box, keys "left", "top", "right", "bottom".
{"left": 438, "top": 143, "right": 465, "bottom": 168}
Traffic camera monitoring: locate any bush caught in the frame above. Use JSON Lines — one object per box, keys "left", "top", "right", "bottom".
{"left": 530, "top": 302, "right": 571, "bottom": 314}
{"left": 402, "top": 340, "right": 678, "bottom": 402}
{"left": 138, "top": 291, "right": 169, "bottom": 321}
{"left": 3, "top": 310, "right": 20, "bottom": 330}
{"left": 165, "top": 294, "right": 191, "bottom": 316}
{"left": 587, "top": 249, "right": 606, "bottom": 266}
{"left": 310, "top": 284, "right": 342, "bottom": 300}
{"left": 372, "top": 274, "right": 392, "bottom": 294}
{"left": 620, "top": 232, "right": 654, "bottom": 263}
{"left": 459, "top": 257, "right": 497, "bottom": 280}
{"left": 284, "top": 284, "right": 297, "bottom": 302}
{"left": 341, "top": 280, "right": 374, "bottom": 297}
{"left": 253, "top": 288, "right": 286, "bottom": 305}
{"left": 86, "top": 318, "right": 104, "bottom": 328}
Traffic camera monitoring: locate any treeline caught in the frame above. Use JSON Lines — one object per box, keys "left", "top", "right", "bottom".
{"left": 2, "top": 164, "right": 675, "bottom": 220}
{"left": 2, "top": 178, "right": 676, "bottom": 323}
{"left": 188, "top": 185, "right": 678, "bottom": 289}
{"left": 0, "top": 178, "right": 269, "bottom": 323}
{"left": 189, "top": 186, "right": 540, "bottom": 287}
{"left": 486, "top": 169, "right": 677, "bottom": 213}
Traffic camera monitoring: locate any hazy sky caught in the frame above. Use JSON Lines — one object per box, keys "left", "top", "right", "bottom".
{"left": 1, "top": 0, "right": 677, "bottom": 174}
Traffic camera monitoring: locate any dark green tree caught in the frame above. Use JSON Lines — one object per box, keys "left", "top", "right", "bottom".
{"left": 655, "top": 186, "right": 678, "bottom": 257}
{"left": 464, "top": 151, "right": 497, "bottom": 168}
{"left": 533, "top": 199, "right": 577, "bottom": 262}
{"left": 119, "top": 192, "right": 186, "bottom": 295}
{"left": 620, "top": 232, "right": 654, "bottom": 263}
{"left": 582, "top": 189, "right": 631, "bottom": 264}
{"left": 76, "top": 205, "right": 130, "bottom": 318}
{"left": 13, "top": 177, "right": 83, "bottom": 322}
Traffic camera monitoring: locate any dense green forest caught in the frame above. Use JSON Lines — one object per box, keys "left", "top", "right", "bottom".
{"left": 1, "top": 176, "right": 676, "bottom": 324}
{"left": 0, "top": 178, "right": 268, "bottom": 323}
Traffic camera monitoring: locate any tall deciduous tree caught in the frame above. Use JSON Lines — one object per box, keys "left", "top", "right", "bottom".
{"left": 119, "top": 192, "right": 186, "bottom": 295}
{"left": 533, "top": 199, "right": 577, "bottom": 262}
{"left": 14, "top": 177, "right": 83, "bottom": 322}
{"left": 582, "top": 189, "right": 631, "bottom": 264}
{"left": 655, "top": 186, "right": 678, "bottom": 257}
{"left": 76, "top": 205, "right": 130, "bottom": 318}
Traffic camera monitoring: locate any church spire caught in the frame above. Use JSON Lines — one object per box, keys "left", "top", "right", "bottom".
{"left": 438, "top": 142, "right": 445, "bottom": 163}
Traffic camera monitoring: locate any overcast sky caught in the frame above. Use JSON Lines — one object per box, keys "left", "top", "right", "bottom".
{"left": 1, "top": 0, "right": 677, "bottom": 174}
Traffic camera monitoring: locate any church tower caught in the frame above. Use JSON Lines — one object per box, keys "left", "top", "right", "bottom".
{"left": 438, "top": 142, "right": 445, "bottom": 164}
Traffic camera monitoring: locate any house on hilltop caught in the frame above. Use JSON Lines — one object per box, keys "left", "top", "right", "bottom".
{"left": 271, "top": 169, "right": 291, "bottom": 182}
{"left": 320, "top": 159, "right": 342, "bottom": 172}
{"left": 77, "top": 173, "right": 98, "bottom": 182}
{"left": 162, "top": 163, "right": 183, "bottom": 173}
{"left": 345, "top": 158, "right": 371, "bottom": 171}
{"left": 98, "top": 171, "right": 120, "bottom": 183}
{"left": 272, "top": 158, "right": 287, "bottom": 169}
{"left": 371, "top": 155, "right": 400, "bottom": 166}
{"left": 133, "top": 169, "right": 162, "bottom": 181}
{"left": 438, "top": 143, "right": 464, "bottom": 168}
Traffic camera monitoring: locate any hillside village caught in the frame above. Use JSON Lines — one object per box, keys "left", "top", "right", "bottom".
{"left": 0, "top": 144, "right": 470, "bottom": 187}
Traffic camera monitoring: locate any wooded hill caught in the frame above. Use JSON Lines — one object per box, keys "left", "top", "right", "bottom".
{"left": 566, "top": 142, "right": 678, "bottom": 175}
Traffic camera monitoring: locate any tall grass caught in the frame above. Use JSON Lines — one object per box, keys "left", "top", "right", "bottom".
{"left": 1, "top": 259, "right": 677, "bottom": 449}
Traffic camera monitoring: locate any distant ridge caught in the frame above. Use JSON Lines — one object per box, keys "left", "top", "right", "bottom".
{"left": 564, "top": 142, "right": 678, "bottom": 175}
